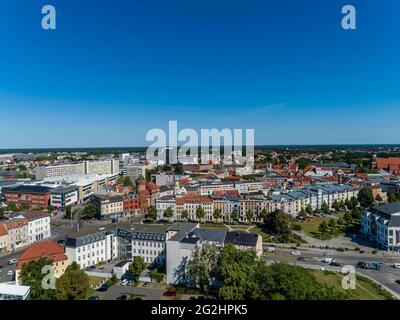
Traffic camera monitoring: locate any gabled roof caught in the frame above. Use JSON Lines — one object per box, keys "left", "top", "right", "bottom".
{"left": 17, "top": 240, "right": 68, "bottom": 269}
{"left": 224, "top": 231, "right": 260, "bottom": 247}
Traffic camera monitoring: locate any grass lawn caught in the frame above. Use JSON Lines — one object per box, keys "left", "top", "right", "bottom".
{"left": 248, "top": 226, "right": 273, "bottom": 241}
{"left": 311, "top": 270, "right": 394, "bottom": 300}
{"left": 300, "top": 212, "right": 346, "bottom": 239}
{"left": 88, "top": 275, "right": 106, "bottom": 288}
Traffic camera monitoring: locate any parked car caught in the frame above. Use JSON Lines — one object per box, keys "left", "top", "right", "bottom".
{"left": 264, "top": 247, "right": 275, "bottom": 253}
{"left": 116, "top": 295, "right": 128, "bottom": 300}
{"left": 57, "top": 239, "right": 65, "bottom": 245}
{"left": 297, "top": 256, "right": 308, "bottom": 262}
{"left": 322, "top": 257, "right": 334, "bottom": 263}
{"left": 7, "top": 270, "right": 13, "bottom": 277}
{"left": 291, "top": 251, "right": 301, "bottom": 256}
{"left": 143, "top": 282, "right": 149, "bottom": 287}
{"left": 8, "top": 259, "right": 17, "bottom": 265}
{"left": 395, "top": 280, "right": 400, "bottom": 285}
{"left": 96, "top": 284, "right": 110, "bottom": 292}
{"left": 163, "top": 290, "right": 177, "bottom": 297}
{"left": 88, "top": 296, "right": 100, "bottom": 300}
{"left": 329, "top": 261, "right": 341, "bottom": 267}
{"left": 393, "top": 263, "right": 400, "bottom": 269}
{"left": 121, "top": 279, "right": 129, "bottom": 286}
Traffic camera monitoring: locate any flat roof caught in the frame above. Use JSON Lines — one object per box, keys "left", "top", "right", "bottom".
{"left": 0, "top": 283, "right": 30, "bottom": 296}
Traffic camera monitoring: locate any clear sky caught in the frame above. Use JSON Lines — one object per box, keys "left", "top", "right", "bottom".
{"left": 0, "top": 0, "right": 399, "bottom": 148}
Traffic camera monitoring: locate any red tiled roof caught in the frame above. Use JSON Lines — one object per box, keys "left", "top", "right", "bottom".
{"left": 212, "top": 190, "right": 240, "bottom": 197}
{"left": 7, "top": 219, "right": 28, "bottom": 230}
{"left": 0, "top": 224, "right": 7, "bottom": 237}
{"left": 17, "top": 240, "right": 68, "bottom": 270}
{"left": 176, "top": 195, "right": 212, "bottom": 203}
{"left": 146, "top": 182, "right": 160, "bottom": 191}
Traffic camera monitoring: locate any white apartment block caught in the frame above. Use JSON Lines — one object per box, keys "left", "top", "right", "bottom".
{"left": 35, "top": 159, "right": 119, "bottom": 180}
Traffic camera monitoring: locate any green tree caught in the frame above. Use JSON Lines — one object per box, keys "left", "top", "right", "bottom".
{"left": 128, "top": 256, "right": 146, "bottom": 278}
{"left": 357, "top": 188, "right": 373, "bottom": 208}
{"left": 47, "top": 205, "right": 55, "bottom": 212}
{"left": 305, "top": 204, "right": 313, "bottom": 214}
{"left": 328, "top": 219, "right": 336, "bottom": 230}
{"left": 299, "top": 208, "right": 306, "bottom": 217}
{"left": 196, "top": 206, "right": 205, "bottom": 221}
{"left": 0, "top": 207, "right": 5, "bottom": 219}
{"left": 181, "top": 209, "right": 189, "bottom": 220}
{"left": 230, "top": 208, "right": 239, "bottom": 222}
{"left": 187, "top": 242, "right": 219, "bottom": 292}
{"left": 245, "top": 210, "right": 253, "bottom": 223}
{"left": 19, "top": 203, "right": 30, "bottom": 211}
{"left": 375, "top": 193, "right": 383, "bottom": 202}
{"left": 164, "top": 207, "right": 173, "bottom": 219}
{"left": 150, "top": 270, "right": 165, "bottom": 283}
{"left": 388, "top": 192, "right": 400, "bottom": 203}
{"left": 174, "top": 164, "right": 184, "bottom": 175}
{"left": 321, "top": 202, "right": 329, "bottom": 214}
{"left": 55, "top": 262, "right": 90, "bottom": 300}
{"left": 332, "top": 200, "right": 339, "bottom": 211}
{"left": 351, "top": 207, "right": 362, "bottom": 221}
{"left": 122, "top": 176, "right": 133, "bottom": 186}
{"left": 19, "top": 257, "right": 56, "bottom": 300}
{"left": 318, "top": 221, "right": 329, "bottom": 236}
{"left": 6, "top": 202, "right": 18, "bottom": 211}
{"left": 344, "top": 211, "right": 353, "bottom": 225}
{"left": 212, "top": 208, "right": 222, "bottom": 221}
{"left": 265, "top": 210, "right": 292, "bottom": 243}
{"left": 148, "top": 207, "right": 158, "bottom": 220}
{"left": 259, "top": 208, "right": 268, "bottom": 221}
{"left": 82, "top": 204, "right": 98, "bottom": 220}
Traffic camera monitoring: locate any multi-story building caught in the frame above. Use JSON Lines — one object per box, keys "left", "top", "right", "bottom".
{"left": 65, "top": 222, "right": 194, "bottom": 269}
{"left": 361, "top": 202, "right": 400, "bottom": 251}
{"left": 16, "top": 240, "right": 70, "bottom": 284}
{"left": 125, "top": 164, "right": 147, "bottom": 182}
{"left": 92, "top": 192, "right": 124, "bottom": 219}
{"left": 13, "top": 211, "right": 51, "bottom": 244}
{"left": 4, "top": 219, "right": 29, "bottom": 251}
{"left": 4, "top": 185, "right": 51, "bottom": 208}
{"left": 0, "top": 224, "right": 8, "bottom": 254}
{"left": 50, "top": 186, "right": 78, "bottom": 209}
{"left": 34, "top": 159, "right": 119, "bottom": 180}
{"left": 175, "top": 195, "right": 213, "bottom": 221}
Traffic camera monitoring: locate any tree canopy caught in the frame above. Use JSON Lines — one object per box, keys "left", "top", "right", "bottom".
{"left": 56, "top": 262, "right": 90, "bottom": 300}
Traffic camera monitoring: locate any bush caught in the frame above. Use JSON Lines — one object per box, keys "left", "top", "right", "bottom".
{"left": 354, "top": 247, "right": 360, "bottom": 251}
{"left": 336, "top": 247, "right": 344, "bottom": 252}
{"left": 292, "top": 224, "right": 302, "bottom": 231}
{"left": 372, "top": 249, "right": 377, "bottom": 254}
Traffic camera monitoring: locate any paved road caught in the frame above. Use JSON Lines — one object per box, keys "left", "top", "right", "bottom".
{"left": 98, "top": 284, "right": 164, "bottom": 300}
{"left": 264, "top": 247, "right": 400, "bottom": 297}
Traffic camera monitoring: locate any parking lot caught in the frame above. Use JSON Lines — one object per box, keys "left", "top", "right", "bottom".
{"left": 96, "top": 284, "right": 166, "bottom": 300}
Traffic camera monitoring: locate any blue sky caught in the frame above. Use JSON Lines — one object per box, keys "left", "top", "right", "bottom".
{"left": 0, "top": 0, "right": 399, "bottom": 148}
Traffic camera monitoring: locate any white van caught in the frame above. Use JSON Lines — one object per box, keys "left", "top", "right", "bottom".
{"left": 322, "top": 257, "right": 334, "bottom": 263}
{"left": 8, "top": 258, "right": 17, "bottom": 265}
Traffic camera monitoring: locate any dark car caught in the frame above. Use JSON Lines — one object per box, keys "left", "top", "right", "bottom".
{"left": 116, "top": 295, "right": 128, "bottom": 300}
{"left": 163, "top": 290, "right": 177, "bottom": 297}
{"left": 297, "top": 256, "right": 308, "bottom": 262}
{"left": 57, "top": 239, "right": 65, "bottom": 245}
{"left": 96, "top": 284, "right": 110, "bottom": 292}
{"left": 330, "top": 261, "right": 341, "bottom": 267}
{"left": 88, "top": 295, "right": 100, "bottom": 300}
{"left": 395, "top": 280, "right": 400, "bottom": 285}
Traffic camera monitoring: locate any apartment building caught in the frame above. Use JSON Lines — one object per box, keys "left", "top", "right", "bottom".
{"left": 361, "top": 202, "right": 400, "bottom": 251}
{"left": 92, "top": 192, "right": 124, "bottom": 219}
{"left": 34, "top": 159, "right": 119, "bottom": 180}
{"left": 175, "top": 195, "right": 213, "bottom": 220}
{"left": 5, "top": 219, "right": 29, "bottom": 251}
{"left": 18, "top": 211, "right": 51, "bottom": 244}
{"left": 0, "top": 224, "right": 8, "bottom": 254}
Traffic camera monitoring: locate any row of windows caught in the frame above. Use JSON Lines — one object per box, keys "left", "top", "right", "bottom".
{"left": 132, "top": 241, "right": 164, "bottom": 248}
